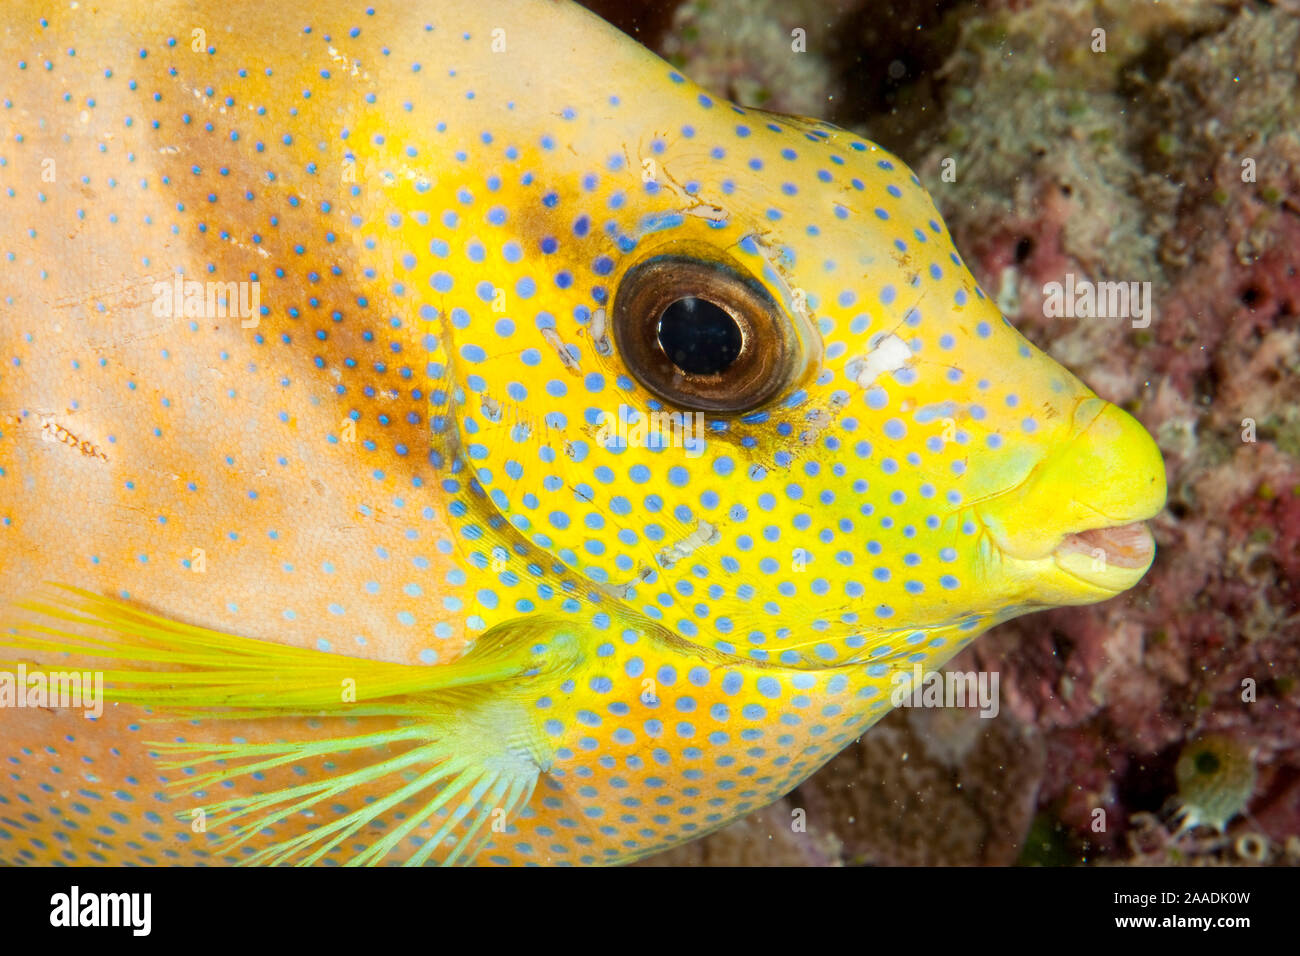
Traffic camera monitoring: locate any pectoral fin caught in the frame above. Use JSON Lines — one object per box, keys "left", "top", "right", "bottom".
{"left": 0, "top": 586, "right": 584, "bottom": 865}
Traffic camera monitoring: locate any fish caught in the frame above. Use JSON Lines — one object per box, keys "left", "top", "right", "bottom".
{"left": 0, "top": 0, "right": 1167, "bottom": 866}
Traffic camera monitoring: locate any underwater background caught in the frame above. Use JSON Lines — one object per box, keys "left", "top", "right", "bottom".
{"left": 580, "top": 0, "right": 1300, "bottom": 866}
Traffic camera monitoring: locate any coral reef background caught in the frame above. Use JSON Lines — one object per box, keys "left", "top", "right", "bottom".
{"left": 580, "top": 0, "right": 1300, "bottom": 866}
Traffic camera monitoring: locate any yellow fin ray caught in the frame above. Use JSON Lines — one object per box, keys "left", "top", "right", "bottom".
{"left": 156, "top": 708, "right": 540, "bottom": 866}
{"left": 241, "top": 754, "right": 477, "bottom": 866}
{"left": 0, "top": 586, "right": 567, "bottom": 865}
{"left": 0, "top": 585, "right": 540, "bottom": 712}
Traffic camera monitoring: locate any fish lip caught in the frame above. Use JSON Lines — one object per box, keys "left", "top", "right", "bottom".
{"left": 1053, "top": 521, "right": 1154, "bottom": 568}
{"left": 1050, "top": 520, "right": 1156, "bottom": 591}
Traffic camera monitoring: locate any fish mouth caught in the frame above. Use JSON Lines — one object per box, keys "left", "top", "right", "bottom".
{"left": 1050, "top": 520, "right": 1156, "bottom": 592}
{"left": 973, "top": 397, "right": 1166, "bottom": 599}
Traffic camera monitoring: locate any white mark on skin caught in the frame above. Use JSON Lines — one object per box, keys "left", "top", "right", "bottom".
{"left": 798, "top": 392, "right": 848, "bottom": 445}
{"left": 656, "top": 519, "right": 720, "bottom": 570}
{"left": 589, "top": 308, "right": 611, "bottom": 356}
{"left": 325, "top": 45, "right": 369, "bottom": 80}
{"left": 541, "top": 327, "right": 581, "bottom": 373}
{"left": 610, "top": 565, "right": 654, "bottom": 601}
{"left": 849, "top": 333, "right": 913, "bottom": 390}
{"left": 38, "top": 418, "right": 109, "bottom": 462}
{"left": 684, "top": 203, "right": 730, "bottom": 227}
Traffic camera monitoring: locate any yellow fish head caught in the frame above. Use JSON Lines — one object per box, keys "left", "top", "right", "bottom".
{"left": 388, "top": 35, "right": 1167, "bottom": 668}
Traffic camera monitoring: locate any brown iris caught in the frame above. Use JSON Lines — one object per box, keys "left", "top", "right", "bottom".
{"left": 611, "top": 249, "right": 800, "bottom": 413}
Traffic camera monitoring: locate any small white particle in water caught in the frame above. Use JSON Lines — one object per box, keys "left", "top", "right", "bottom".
{"left": 996, "top": 265, "right": 1021, "bottom": 316}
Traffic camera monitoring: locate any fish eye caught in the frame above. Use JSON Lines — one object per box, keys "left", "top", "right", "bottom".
{"left": 611, "top": 249, "right": 801, "bottom": 413}
{"left": 656, "top": 297, "right": 742, "bottom": 375}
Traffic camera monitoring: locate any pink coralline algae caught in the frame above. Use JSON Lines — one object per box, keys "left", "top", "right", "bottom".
{"left": 919, "top": 1, "right": 1300, "bottom": 864}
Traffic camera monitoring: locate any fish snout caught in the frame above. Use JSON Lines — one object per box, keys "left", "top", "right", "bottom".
{"left": 976, "top": 397, "right": 1167, "bottom": 595}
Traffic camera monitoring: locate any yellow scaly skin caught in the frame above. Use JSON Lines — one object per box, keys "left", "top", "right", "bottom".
{"left": 0, "top": 0, "right": 1165, "bottom": 865}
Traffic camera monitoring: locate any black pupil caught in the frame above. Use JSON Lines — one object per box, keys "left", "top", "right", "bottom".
{"left": 656, "top": 297, "right": 742, "bottom": 375}
{"left": 1194, "top": 751, "right": 1221, "bottom": 776}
